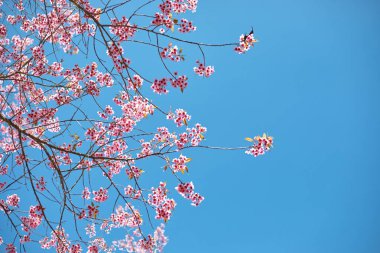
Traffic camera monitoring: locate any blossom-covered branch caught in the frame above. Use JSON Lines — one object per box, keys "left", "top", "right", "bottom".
{"left": 0, "top": 0, "right": 271, "bottom": 252}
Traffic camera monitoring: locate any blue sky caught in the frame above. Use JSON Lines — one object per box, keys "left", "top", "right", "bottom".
{"left": 161, "top": 0, "right": 380, "bottom": 252}
{"left": 1, "top": 0, "right": 380, "bottom": 252}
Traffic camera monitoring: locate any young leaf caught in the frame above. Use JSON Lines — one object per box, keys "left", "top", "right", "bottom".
{"left": 245, "top": 137, "right": 254, "bottom": 142}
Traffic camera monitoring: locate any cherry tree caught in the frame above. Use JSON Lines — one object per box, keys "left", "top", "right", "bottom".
{"left": 0, "top": 0, "right": 273, "bottom": 252}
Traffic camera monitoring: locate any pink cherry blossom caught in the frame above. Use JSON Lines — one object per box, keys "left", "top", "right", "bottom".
{"left": 172, "top": 154, "right": 190, "bottom": 173}
{"left": 151, "top": 78, "right": 169, "bottom": 94}
{"left": 194, "top": 60, "right": 215, "bottom": 77}
{"left": 245, "top": 134, "right": 273, "bottom": 157}
{"left": 170, "top": 74, "right": 188, "bottom": 92}
{"left": 0, "top": 0, "right": 272, "bottom": 251}
{"left": 109, "top": 17, "right": 137, "bottom": 41}
{"left": 36, "top": 176, "right": 46, "bottom": 191}
{"left": 234, "top": 33, "right": 257, "bottom": 54}
{"left": 70, "top": 244, "right": 83, "bottom": 253}
{"left": 148, "top": 182, "right": 177, "bottom": 221}
{"left": 127, "top": 74, "right": 143, "bottom": 90}
{"left": 82, "top": 187, "right": 91, "bottom": 200}
{"left": 167, "top": 108, "right": 191, "bottom": 127}
{"left": 6, "top": 194, "right": 20, "bottom": 207}
{"left": 85, "top": 223, "right": 96, "bottom": 238}
{"left": 124, "top": 185, "right": 142, "bottom": 199}
{"left": 110, "top": 204, "right": 142, "bottom": 228}
{"left": 175, "top": 182, "right": 204, "bottom": 206}
{"left": 160, "top": 43, "right": 183, "bottom": 62}
{"left": 178, "top": 18, "right": 196, "bottom": 33}
{"left": 93, "top": 187, "right": 109, "bottom": 202}
{"left": 6, "top": 244, "right": 16, "bottom": 253}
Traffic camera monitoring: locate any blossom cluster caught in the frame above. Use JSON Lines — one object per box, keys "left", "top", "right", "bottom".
{"left": 93, "top": 187, "right": 109, "bottom": 203}
{"left": 27, "top": 108, "right": 57, "bottom": 126}
{"left": 160, "top": 43, "right": 183, "bottom": 62}
{"left": 245, "top": 133, "right": 274, "bottom": 157}
{"left": 9, "top": 1, "right": 96, "bottom": 53}
{"left": 21, "top": 205, "right": 44, "bottom": 233}
{"left": 178, "top": 18, "right": 196, "bottom": 33}
{"left": 0, "top": 0, "right": 271, "bottom": 251}
{"left": 167, "top": 108, "right": 191, "bottom": 127}
{"left": 194, "top": 60, "right": 215, "bottom": 77}
{"left": 35, "top": 177, "right": 46, "bottom": 191}
{"left": 6, "top": 194, "right": 20, "bottom": 207}
{"left": 152, "top": 75, "right": 189, "bottom": 94}
{"left": 175, "top": 182, "right": 205, "bottom": 206}
{"left": 234, "top": 33, "right": 257, "bottom": 54}
{"left": 98, "top": 105, "right": 114, "bottom": 119}
{"left": 39, "top": 227, "right": 70, "bottom": 252}
{"left": 113, "top": 224, "right": 168, "bottom": 253}
{"left": 121, "top": 96, "right": 155, "bottom": 122}
{"left": 152, "top": 123, "right": 206, "bottom": 150}
{"left": 148, "top": 182, "right": 177, "bottom": 221}
{"left": 124, "top": 185, "right": 142, "bottom": 199}
{"left": 110, "top": 17, "right": 137, "bottom": 41}
{"left": 109, "top": 205, "right": 143, "bottom": 229}
{"left": 152, "top": 0, "right": 198, "bottom": 30}
{"left": 170, "top": 74, "right": 189, "bottom": 92}
{"left": 172, "top": 154, "right": 191, "bottom": 173}
{"left": 126, "top": 165, "right": 144, "bottom": 179}
{"left": 152, "top": 78, "right": 169, "bottom": 94}
{"left": 127, "top": 74, "right": 144, "bottom": 90}
{"left": 106, "top": 42, "right": 130, "bottom": 73}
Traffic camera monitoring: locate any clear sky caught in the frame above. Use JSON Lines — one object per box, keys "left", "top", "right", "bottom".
{"left": 2, "top": 0, "right": 380, "bottom": 252}
{"left": 161, "top": 0, "right": 380, "bottom": 252}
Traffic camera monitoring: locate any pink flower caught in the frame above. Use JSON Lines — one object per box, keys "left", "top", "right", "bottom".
{"left": 93, "top": 187, "right": 108, "bottom": 203}
{"left": 6, "top": 244, "right": 16, "bottom": 253}
{"left": 151, "top": 78, "right": 169, "bottom": 94}
{"left": 124, "top": 185, "right": 142, "bottom": 199}
{"left": 15, "top": 154, "right": 27, "bottom": 165}
{"left": 245, "top": 133, "right": 273, "bottom": 157}
{"left": 85, "top": 223, "right": 96, "bottom": 238}
{"left": 87, "top": 245, "right": 98, "bottom": 253}
{"left": 234, "top": 33, "right": 257, "bottom": 54}
{"left": 170, "top": 74, "right": 188, "bottom": 92}
{"left": 78, "top": 210, "right": 86, "bottom": 219}
{"left": 160, "top": 43, "right": 183, "bottom": 62}
{"left": 127, "top": 75, "right": 143, "bottom": 90}
{"left": 137, "top": 142, "right": 153, "bottom": 158}
{"left": 20, "top": 235, "right": 31, "bottom": 244}
{"left": 104, "top": 105, "right": 114, "bottom": 115}
{"left": 175, "top": 182, "right": 204, "bottom": 206}
{"left": 167, "top": 109, "right": 191, "bottom": 127}
{"left": 0, "top": 165, "right": 8, "bottom": 175}
{"left": 171, "top": 155, "right": 190, "bottom": 173}
{"left": 36, "top": 176, "right": 46, "bottom": 191}
{"left": 148, "top": 182, "right": 176, "bottom": 221}
{"left": 82, "top": 187, "right": 91, "bottom": 200}
{"left": 194, "top": 60, "right": 215, "bottom": 77}
{"left": 0, "top": 24, "right": 7, "bottom": 38}
{"left": 178, "top": 19, "right": 196, "bottom": 33}
{"left": 87, "top": 204, "right": 99, "bottom": 219}
{"left": 126, "top": 166, "right": 143, "bottom": 179}
{"left": 70, "top": 244, "right": 82, "bottom": 253}
{"left": 6, "top": 194, "right": 20, "bottom": 207}
{"left": 109, "top": 16, "right": 136, "bottom": 41}
{"left": 20, "top": 205, "right": 44, "bottom": 232}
